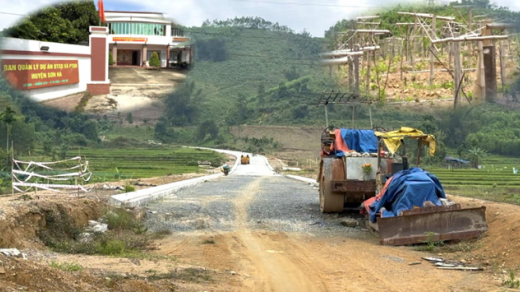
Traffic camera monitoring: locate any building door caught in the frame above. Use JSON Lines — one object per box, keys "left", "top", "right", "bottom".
{"left": 132, "top": 51, "right": 139, "bottom": 66}
{"left": 117, "top": 50, "right": 133, "bottom": 65}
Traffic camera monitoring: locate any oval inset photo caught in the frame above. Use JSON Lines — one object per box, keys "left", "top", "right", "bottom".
{"left": 1, "top": 0, "right": 191, "bottom": 121}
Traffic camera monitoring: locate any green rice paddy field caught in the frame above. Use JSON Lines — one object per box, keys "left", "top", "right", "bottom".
{"left": 425, "top": 155, "right": 520, "bottom": 187}
{"left": 424, "top": 155, "right": 520, "bottom": 204}
{"left": 18, "top": 146, "right": 227, "bottom": 183}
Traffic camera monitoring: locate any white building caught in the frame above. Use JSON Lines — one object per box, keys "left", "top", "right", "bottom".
{"left": 106, "top": 11, "right": 192, "bottom": 68}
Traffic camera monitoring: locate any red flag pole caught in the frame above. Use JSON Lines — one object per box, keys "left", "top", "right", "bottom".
{"left": 101, "top": 0, "right": 106, "bottom": 24}
{"left": 98, "top": 0, "right": 105, "bottom": 25}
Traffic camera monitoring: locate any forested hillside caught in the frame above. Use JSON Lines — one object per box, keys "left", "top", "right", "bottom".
{"left": 158, "top": 17, "right": 333, "bottom": 126}
{"left": 1, "top": 8, "right": 520, "bottom": 163}
{"left": 0, "top": 78, "right": 110, "bottom": 164}
{"left": 153, "top": 7, "right": 520, "bottom": 159}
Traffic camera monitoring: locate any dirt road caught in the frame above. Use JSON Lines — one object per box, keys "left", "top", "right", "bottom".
{"left": 144, "top": 155, "right": 502, "bottom": 292}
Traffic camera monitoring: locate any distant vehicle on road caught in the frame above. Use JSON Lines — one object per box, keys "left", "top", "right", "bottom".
{"left": 241, "top": 155, "right": 250, "bottom": 165}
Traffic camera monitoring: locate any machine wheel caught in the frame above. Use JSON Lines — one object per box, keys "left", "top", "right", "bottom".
{"left": 319, "top": 158, "right": 345, "bottom": 213}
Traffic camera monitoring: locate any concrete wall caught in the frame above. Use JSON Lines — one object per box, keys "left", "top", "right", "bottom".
{"left": 0, "top": 38, "right": 92, "bottom": 102}
{"left": 0, "top": 26, "right": 111, "bottom": 102}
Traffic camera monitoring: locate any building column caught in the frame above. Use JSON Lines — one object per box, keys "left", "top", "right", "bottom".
{"left": 87, "top": 26, "right": 110, "bottom": 95}
{"left": 167, "top": 45, "right": 170, "bottom": 68}
{"left": 112, "top": 45, "right": 117, "bottom": 66}
{"left": 142, "top": 45, "right": 147, "bottom": 66}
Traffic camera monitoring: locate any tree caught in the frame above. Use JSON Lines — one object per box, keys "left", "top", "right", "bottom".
{"left": 292, "top": 105, "right": 309, "bottom": 119}
{"left": 154, "top": 118, "right": 175, "bottom": 143}
{"left": 4, "top": 0, "right": 100, "bottom": 44}
{"left": 257, "top": 84, "right": 265, "bottom": 96}
{"left": 59, "top": 142, "right": 69, "bottom": 159}
{"left": 126, "top": 112, "right": 133, "bottom": 124}
{"left": 149, "top": 52, "right": 160, "bottom": 68}
{"left": 467, "top": 147, "right": 487, "bottom": 168}
{"left": 163, "top": 81, "right": 199, "bottom": 126}
{"left": 57, "top": 0, "right": 101, "bottom": 43}
{"left": 278, "top": 82, "right": 290, "bottom": 99}
{"left": 1, "top": 106, "right": 16, "bottom": 151}
{"left": 43, "top": 135, "right": 53, "bottom": 154}
{"left": 109, "top": 51, "right": 115, "bottom": 66}
{"left": 197, "top": 120, "right": 219, "bottom": 141}
{"left": 284, "top": 66, "right": 300, "bottom": 81}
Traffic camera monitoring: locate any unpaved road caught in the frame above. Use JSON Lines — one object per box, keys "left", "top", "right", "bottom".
{"left": 144, "top": 155, "right": 502, "bottom": 292}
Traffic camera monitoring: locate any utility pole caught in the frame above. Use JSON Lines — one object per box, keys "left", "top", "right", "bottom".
{"left": 430, "top": 14, "right": 437, "bottom": 87}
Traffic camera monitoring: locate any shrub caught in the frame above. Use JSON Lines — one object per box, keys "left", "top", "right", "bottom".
{"left": 124, "top": 185, "right": 135, "bottom": 193}
{"left": 50, "top": 261, "right": 83, "bottom": 272}
{"left": 503, "top": 270, "right": 520, "bottom": 288}
{"left": 109, "top": 51, "right": 115, "bottom": 66}
{"left": 149, "top": 52, "right": 160, "bottom": 68}
{"left": 99, "top": 239, "right": 126, "bottom": 255}
{"left": 441, "top": 81, "right": 454, "bottom": 89}
{"left": 104, "top": 208, "right": 140, "bottom": 231}
{"left": 186, "top": 161, "right": 198, "bottom": 166}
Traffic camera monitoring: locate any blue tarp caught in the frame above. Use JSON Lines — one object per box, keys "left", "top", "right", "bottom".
{"left": 340, "top": 129, "right": 378, "bottom": 153}
{"left": 367, "top": 167, "right": 446, "bottom": 223}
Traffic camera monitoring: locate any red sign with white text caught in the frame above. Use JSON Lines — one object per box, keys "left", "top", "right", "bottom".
{"left": 1, "top": 59, "right": 79, "bottom": 90}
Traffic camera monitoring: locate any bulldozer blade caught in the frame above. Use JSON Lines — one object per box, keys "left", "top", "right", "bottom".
{"left": 368, "top": 204, "right": 488, "bottom": 246}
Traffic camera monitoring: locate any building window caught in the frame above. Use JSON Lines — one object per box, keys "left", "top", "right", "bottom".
{"left": 171, "top": 28, "right": 184, "bottom": 36}
{"left": 108, "top": 23, "right": 166, "bottom": 36}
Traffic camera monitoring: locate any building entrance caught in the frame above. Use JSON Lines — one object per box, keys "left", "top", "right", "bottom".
{"left": 117, "top": 50, "right": 140, "bottom": 66}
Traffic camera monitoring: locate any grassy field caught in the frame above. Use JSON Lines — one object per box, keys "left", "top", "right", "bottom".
{"left": 425, "top": 154, "right": 520, "bottom": 187}
{"left": 423, "top": 155, "right": 520, "bottom": 204}
{"left": 17, "top": 146, "right": 227, "bottom": 184}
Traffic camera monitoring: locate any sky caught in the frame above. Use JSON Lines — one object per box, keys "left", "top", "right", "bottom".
{"left": 0, "top": 0, "right": 519, "bottom": 37}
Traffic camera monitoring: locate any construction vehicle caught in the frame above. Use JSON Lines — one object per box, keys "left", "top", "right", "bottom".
{"left": 316, "top": 92, "right": 487, "bottom": 246}
{"left": 240, "top": 155, "right": 250, "bottom": 165}
{"left": 318, "top": 127, "right": 488, "bottom": 245}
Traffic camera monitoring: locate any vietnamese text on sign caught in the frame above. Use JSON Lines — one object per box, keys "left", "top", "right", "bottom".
{"left": 0, "top": 60, "right": 80, "bottom": 90}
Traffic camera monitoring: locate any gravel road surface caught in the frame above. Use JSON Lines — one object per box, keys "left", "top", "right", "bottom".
{"left": 142, "top": 154, "right": 498, "bottom": 292}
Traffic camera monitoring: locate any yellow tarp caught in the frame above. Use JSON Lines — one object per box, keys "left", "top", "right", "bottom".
{"left": 374, "top": 127, "right": 436, "bottom": 156}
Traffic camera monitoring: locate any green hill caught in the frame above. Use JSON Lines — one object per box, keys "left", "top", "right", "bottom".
{"left": 161, "top": 19, "right": 334, "bottom": 126}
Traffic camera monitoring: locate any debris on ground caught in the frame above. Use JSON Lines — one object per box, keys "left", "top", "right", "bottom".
{"left": 0, "top": 248, "right": 27, "bottom": 259}
{"left": 133, "top": 181, "right": 158, "bottom": 187}
{"left": 0, "top": 248, "right": 21, "bottom": 257}
{"left": 103, "top": 184, "right": 124, "bottom": 190}
{"left": 422, "top": 257, "right": 483, "bottom": 271}
{"left": 86, "top": 220, "right": 108, "bottom": 233}
{"left": 340, "top": 218, "right": 359, "bottom": 228}
{"left": 78, "top": 220, "right": 108, "bottom": 243}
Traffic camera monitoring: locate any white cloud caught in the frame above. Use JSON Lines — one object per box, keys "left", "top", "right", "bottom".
{"left": 0, "top": 0, "right": 519, "bottom": 37}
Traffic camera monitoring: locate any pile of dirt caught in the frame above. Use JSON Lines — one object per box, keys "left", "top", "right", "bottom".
{"left": 0, "top": 254, "right": 181, "bottom": 291}
{"left": 0, "top": 198, "right": 104, "bottom": 249}
{"left": 447, "top": 195, "right": 520, "bottom": 271}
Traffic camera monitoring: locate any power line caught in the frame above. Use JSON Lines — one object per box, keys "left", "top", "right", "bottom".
{"left": 0, "top": 11, "right": 25, "bottom": 16}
